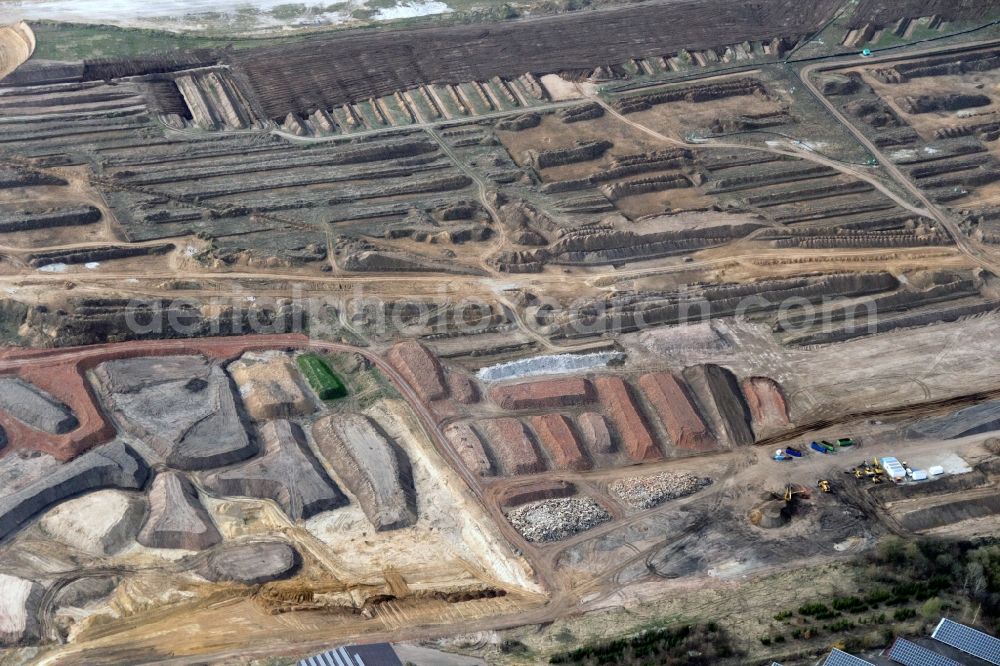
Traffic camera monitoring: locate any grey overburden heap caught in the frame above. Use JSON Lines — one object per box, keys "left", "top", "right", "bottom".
{"left": 0, "top": 441, "right": 149, "bottom": 541}
{"left": 94, "top": 356, "right": 256, "bottom": 470}
{"left": 201, "top": 420, "right": 348, "bottom": 521}
{"left": 0, "top": 377, "right": 79, "bottom": 434}
{"left": 197, "top": 541, "right": 299, "bottom": 584}
{"left": 311, "top": 413, "right": 416, "bottom": 531}
{"left": 138, "top": 471, "right": 221, "bottom": 550}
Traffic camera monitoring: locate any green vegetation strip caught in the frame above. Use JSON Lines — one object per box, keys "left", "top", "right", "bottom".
{"left": 297, "top": 354, "right": 347, "bottom": 400}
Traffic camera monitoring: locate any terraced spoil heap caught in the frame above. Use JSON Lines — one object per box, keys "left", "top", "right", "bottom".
{"left": 0, "top": 205, "right": 101, "bottom": 233}
{"left": 507, "top": 497, "right": 611, "bottom": 543}
{"left": 443, "top": 422, "right": 494, "bottom": 477}
{"left": 530, "top": 413, "right": 590, "bottom": 471}
{"left": 741, "top": 377, "right": 790, "bottom": 438}
{"left": 593, "top": 376, "right": 661, "bottom": 461}
{"left": 477, "top": 418, "right": 545, "bottom": 475}
{"left": 228, "top": 354, "right": 314, "bottom": 421}
{"left": 202, "top": 420, "right": 347, "bottom": 521}
{"left": 682, "top": 364, "right": 754, "bottom": 447}
{"left": 898, "top": 93, "right": 991, "bottom": 114}
{"left": 638, "top": 372, "right": 717, "bottom": 452}
{"left": 609, "top": 472, "right": 712, "bottom": 510}
{"left": 0, "top": 377, "right": 78, "bottom": 434}
{"left": 197, "top": 541, "right": 298, "bottom": 585}
{"left": 387, "top": 340, "right": 447, "bottom": 403}
{"left": 0, "top": 574, "right": 42, "bottom": 646}
{"left": 489, "top": 377, "right": 594, "bottom": 411}
{"left": 95, "top": 356, "right": 256, "bottom": 470}
{"left": 0, "top": 441, "right": 149, "bottom": 541}
{"left": 138, "top": 471, "right": 221, "bottom": 551}
{"left": 311, "top": 413, "right": 416, "bottom": 531}
{"left": 227, "top": 0, "right": 840, "bottom": 118}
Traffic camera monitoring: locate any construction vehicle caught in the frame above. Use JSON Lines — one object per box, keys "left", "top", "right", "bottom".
{"left": 773, "top": 449, "right": 791, "bottom": 461}
{"left": 818, "top": 479, "right": 832, "bottom": 493}
{"left": 775, "top": 484, "right": 810, "bottom": 503}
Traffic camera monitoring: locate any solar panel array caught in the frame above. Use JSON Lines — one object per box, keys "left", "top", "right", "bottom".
{"left": 888, "top": 637, "right": 965, "bottom": 666}
{"left": 933, "top": 619, "right": 1000, "bottom": 665}
{"left": 824, "top": 648, "right": 876, "bottom": 666}
{"left": 300, "top": 648, "right": 367, "bottom": 666}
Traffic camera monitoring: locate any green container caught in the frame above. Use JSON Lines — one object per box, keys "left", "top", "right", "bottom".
{"left": 297, "top": 354, "right": 347, "bottom": 400}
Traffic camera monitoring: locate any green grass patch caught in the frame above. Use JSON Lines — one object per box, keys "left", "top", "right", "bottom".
{"left": 297, "top": 354, "right": 347, "bottom": 400}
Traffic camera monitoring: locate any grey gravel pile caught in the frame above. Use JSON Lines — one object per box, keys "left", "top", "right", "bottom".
{"left": 507, "top": 497, "right": 611, "bottom": 543}
{"left": 609, "top": 472, "right": 712, "bottom": 510}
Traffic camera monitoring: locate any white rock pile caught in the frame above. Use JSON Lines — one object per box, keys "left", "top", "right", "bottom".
{"left": 609, "top": 472, "right": 712, "bottom": 510}
{"left": 507, "top": 497, "right": 611, "bottom": 543}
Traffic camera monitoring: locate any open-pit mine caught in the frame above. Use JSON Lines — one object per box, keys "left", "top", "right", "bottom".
{"left": 3, "top": 0, "right": 1000, "bottom": 664}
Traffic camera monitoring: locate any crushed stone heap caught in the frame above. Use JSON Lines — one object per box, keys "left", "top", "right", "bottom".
{"left": 311, "top": 413, "right": 416, "bottom": 531}
{"left": 201, "top": 420, "right": 348, "bottom": 521}
{"left": 507, "top": 497, "right": 611, "bottom": 543}
{"left": 95, "top": 356, "right": 256, "bottom": 470}
{"left": 609, "top": 472, "right": 712, "bottom": 510}
{"left": 0, "top": 377, "right": 78, "bottom": 434}
{"left": 0, "top": 441, "right": 149, "bottom": 541}
{"left": 138, "top": 471, "right": 221, "bottom": 551}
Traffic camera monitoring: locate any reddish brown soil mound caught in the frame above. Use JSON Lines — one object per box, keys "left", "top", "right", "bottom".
{"left": 593, "top": 376, "right": 661, "bottom": 462}
{"left": 639, "top": 372, "right": 717, "bottom": 452}
{"left": 446, "top": 371, "right": 479, "bottom": 405}
{"left": 742, "top": 376, "right": 790, "bottom": 437}
{"left": 477, "top": 418, "right": 545, "bottom": 476}
{"left": 489, "top": 377, "right": 594, "bottom": 411}
{"left": 387, "top": 340, "right": 447, "bottom": 403}
{"left": 576, "top": 412, "right": 614, "bottom": 454}
{"left": 443, "top": 422, "right": 494, "bottom": 477}
{"left": 530, "top": 413, "right": 590, "bottom": 471}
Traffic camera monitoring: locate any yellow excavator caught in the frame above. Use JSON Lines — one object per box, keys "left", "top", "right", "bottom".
{"left": 818, "top": 479, "right": 832, "bottom": 493}
{"left": 779, "top": 484, "right": 811, "bottom": 503}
